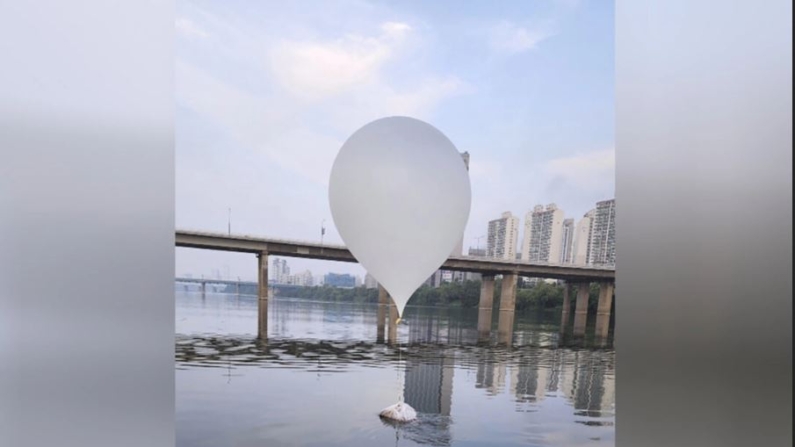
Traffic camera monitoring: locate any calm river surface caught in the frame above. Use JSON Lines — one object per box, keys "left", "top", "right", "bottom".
{"left": 176, "top": 292, "right": 615, "bottom": 447}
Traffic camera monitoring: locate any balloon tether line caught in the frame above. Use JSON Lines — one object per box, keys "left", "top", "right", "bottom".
{"left": 396, "top": 315, "right": 402, "bottom": 403}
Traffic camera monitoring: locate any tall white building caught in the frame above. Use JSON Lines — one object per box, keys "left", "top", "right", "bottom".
{"left": 486, "top": 211, "right": 520, "bottom": 260}
{"left": 521, "top": 204, "right": 565, "bottom": 264}
{"left": 572, "top": 210, "right": 594, "bottom": 266}
{"left": 560, "top": 218, "right": 575, "bottom": 264}
{"left": 271, "top": 258, "right": 290, "bottom": 284}
{"left": 589, "top": 199, "right": 616, "bottom": 266}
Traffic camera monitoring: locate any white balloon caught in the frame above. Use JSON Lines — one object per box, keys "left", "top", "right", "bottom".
{"left": 329, "top": 116, "right": 471, "bottom": 319}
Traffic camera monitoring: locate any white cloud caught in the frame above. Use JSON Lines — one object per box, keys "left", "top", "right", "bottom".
{"left": 488, "top": 21, "right": 555, "bottom": 54}
{"left": 176, "top": 16, "right": 470, "bottom": 187}
{"left": 268, "top": 22, "right": 413, "bottom": 101}
{"left": 381, "top": 21, "right": 412, "bottom": 36}
{"left": 175, "top": 17, "right": 209, "bottom": 39}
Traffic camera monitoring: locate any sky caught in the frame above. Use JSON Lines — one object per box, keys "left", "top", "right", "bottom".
{"left": 175, "top": 0, "right": 615, "bottom": 282}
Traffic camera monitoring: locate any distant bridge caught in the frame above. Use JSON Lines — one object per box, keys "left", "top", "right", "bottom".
{"left": 175, "top": 277, "right": 258, "bottom": 288}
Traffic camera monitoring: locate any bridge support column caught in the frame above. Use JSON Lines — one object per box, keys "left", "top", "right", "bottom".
{"left": 387, "top": 298, "right": 398, "bottom": 344}
{"left": 572, "top": 283, "right": 590, "bottom": 336}
{"left": 257, "top": 251, "right": 269, "bottom": 340}
{"left": 477, "top": 275, "right": 495, "bottom": 338}
{"left": 377, "top": 285, "right": 388, "bottom": 342}
{"left": 595, "top": 282, "right": 614, "bottom": 339}
{"left": 497, "top": 273, "right": 518, "bottom": 344}
{"left": 560, "top": 283, "right": 572, "bottom": 333}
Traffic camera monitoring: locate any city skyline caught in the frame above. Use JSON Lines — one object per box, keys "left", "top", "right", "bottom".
{"left": 175, "top": 0, "right": 614, "bottom": 281}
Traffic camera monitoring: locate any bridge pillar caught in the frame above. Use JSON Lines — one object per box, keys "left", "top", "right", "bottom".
{"left": 595, "top": 282, "right": 614, "bottom": 339}
{"left": 497, "top": 273, "right": 518, "bottom": 343}
{"left": 477, "top": 275, "right": 495, "bottom": 338}
{"left": 377, "top": 285, "right": 388, "bottom": 342}
{"left": 572, "top": 283, "right": 591, "bottom": 336}
{"left": 257, "top": 250, "right": 269, "bottom": 339}
{"left": 560, "top": 283, "right": 572, "bottom": 332}
{"left": 387, "top": 298, "right": 398, "bottom": 344}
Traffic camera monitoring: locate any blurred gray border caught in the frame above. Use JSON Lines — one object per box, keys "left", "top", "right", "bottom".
{"left": 616, "top": 1, "right": 792, "bottom": 446}
{"left": 1, "top": 1, "right": 175, "bottom": 446}
{"left": 1, "top": 1, "right": 791, "bottom": 446}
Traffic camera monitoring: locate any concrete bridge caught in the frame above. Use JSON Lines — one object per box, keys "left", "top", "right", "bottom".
{"left": 176, "top": 229, "right": 615, "bottom": 342}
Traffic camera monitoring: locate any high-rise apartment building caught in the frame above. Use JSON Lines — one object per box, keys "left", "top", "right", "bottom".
{"left": 571, "top": 210, "right": 594, "bottom": 266}
{"left": 486, "top": 212, "right": 520, "bottom": 260}
{"left": 270, "top": 258, "right": 290, "bottom": 284}
{"left": 589, "top": 199, "right": 616, "bottom": 266}
{"left": 560, "top": 218, "right": 575, "bottom": 264}
{"left": 521, "top": 204, "right": 565, "bottom": 264}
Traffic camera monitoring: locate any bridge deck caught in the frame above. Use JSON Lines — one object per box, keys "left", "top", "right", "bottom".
{"left": 175, "top": 229, "right": 614, "bottom": 281}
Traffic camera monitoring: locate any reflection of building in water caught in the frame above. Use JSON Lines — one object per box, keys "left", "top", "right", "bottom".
{"left": 474, "top": 351, "right": 506, "bottom": 396}
{"left": 511, "top": 363, "right": 538, "bottom": 403}
{"left": 402, "top": 350, "right": 454, "bottom": 446}
{"left": 556, "top": 350, "right": 614, "bottom": 415}
{"left": 404, "top": 355, "right": 454, "bottom": 416}
{"left": 510, "top": 356, "right": 550, "bottom": 404}
{"left": 544, "top": 350, "right": 562, "bottom": 394}
{"left": 573, "top": 352, "right": 605, "bottom": 412}
{"left": 557, "top": 350, "right": 577, "bottom": 401}
{"left": 475, "top": 353, "right": 494, "bottom": 391}
{"left": 403, "top": 311, "right": 455, "bottom": 417}
{"left": 491, "top": 363, "right": 508, "bottom": 396}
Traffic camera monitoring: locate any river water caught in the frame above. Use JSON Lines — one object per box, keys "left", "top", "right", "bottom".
{"left": 176, "top": 292, "right": 615, "bottom": 447}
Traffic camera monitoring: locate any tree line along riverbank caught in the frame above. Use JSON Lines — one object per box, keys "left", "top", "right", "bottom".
{"left": 250, "top": 280, "right": 611, "bottom": 315}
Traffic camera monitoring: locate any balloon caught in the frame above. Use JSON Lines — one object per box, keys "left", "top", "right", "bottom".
{"left": 329, "top": 116, "right": 471, "bottom": 319}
